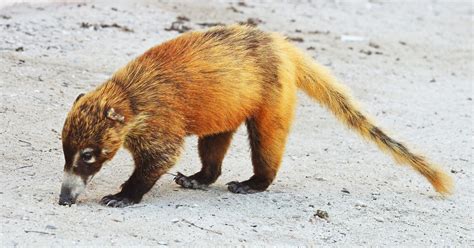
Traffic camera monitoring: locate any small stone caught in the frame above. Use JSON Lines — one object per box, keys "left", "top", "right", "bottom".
{"left": 239, "top": 18, "right": 263, "bottom": 27}
{"left": 315, "top": 209, "right": 329, "bottom": 220}
{"left": 288, "top": 37, "right": 304, "bottom": 42}
{"left": 157, "top": 240, "right": 168, "bottom": 245}
{"left": 369, "top": 42, "right": 380, "bottom": 49}
{"left": 374, "top": 216, "right": 384, "bottom": 222}
{"left": 341, "top": 188, "right": 350, "bottom": 194}
{"left": 176, "top": 16, "right": 190, "bottom": 22}
{"left": 171, "top": 218, "right": 179, "bottom": 223}
{"left": 45, "top": 225, "right": 57, "bottom": 230}
{"left": 237, "top": 1, "right": 248, "bottom": 7}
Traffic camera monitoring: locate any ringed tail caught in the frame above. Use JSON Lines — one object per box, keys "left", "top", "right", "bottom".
{"left": 291, "top": 48, "right": 453, "bottom": 195}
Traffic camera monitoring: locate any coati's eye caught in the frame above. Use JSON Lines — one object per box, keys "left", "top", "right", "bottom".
{"left": 81, "top": 148, "right": 95, "bottom": 163}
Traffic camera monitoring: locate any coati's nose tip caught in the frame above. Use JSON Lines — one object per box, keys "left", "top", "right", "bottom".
{"left": 58, "top": 197, "right": 75, "bottom": 206}
{"left": 58, "top": 194, "right": 76, "bottom": 206}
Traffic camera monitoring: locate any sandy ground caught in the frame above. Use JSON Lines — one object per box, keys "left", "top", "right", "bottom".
{"left": 0, "top": 0, "right": 472, "bottom": 246}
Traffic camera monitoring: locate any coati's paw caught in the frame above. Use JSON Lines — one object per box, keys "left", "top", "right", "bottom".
{"left": 226, "top": 181, "right": 259, "bottom": 194}
{"left": 100, "top": 194, "right": 135, "bottom": 208}
{"left": 174, "top": 172, "right": 208, "bottom": 190}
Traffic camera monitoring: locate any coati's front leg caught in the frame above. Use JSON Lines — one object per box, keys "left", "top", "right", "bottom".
{"left": 175, "top": 130, "right": 235, "bottom": 189}
{"left": 101, "top": 118, "right": 185, "bottom": 207}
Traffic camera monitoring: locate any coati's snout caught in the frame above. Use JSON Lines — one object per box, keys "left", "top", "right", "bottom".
{"left": 58, "top": 148, "right": 102, "bottom": 206}
{"left": 59, "top": 187, "right": 75, "bottom": 206}
{"left": 59, "top": 171, "right": 88, "bottom": 206}
{"left": 58, "top": 145, "right": 122, "bottom": 206}
{"left": 59, "top": 93, "right": 128, "bottom": 206}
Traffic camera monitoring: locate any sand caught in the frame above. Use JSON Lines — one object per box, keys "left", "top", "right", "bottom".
{"left": 0, "top": 0, "right": 472, "bottom": 246}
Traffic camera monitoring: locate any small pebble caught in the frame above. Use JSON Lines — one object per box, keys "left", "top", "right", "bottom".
{"left": 45, "top": 225, "right": 57, "bottom": 230}
{"left": 369, "top": 42, "right": 380, "bottom": 49}
{"left": 315, "top": 209, "right": 329, "bottom": 220}
{"left": 374, "top": 216, "right": 384, "bottom": 222}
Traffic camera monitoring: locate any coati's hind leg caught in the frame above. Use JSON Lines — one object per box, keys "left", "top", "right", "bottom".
{"left": 227, "top": 105, "right": 295, "bottom": 194}
{"left": 175, "top": 130, "right": 235, "bottom": 189}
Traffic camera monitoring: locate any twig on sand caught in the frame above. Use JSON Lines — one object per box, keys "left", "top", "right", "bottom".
{"left": 181, "top": 219, "right": 222, "bottom": 235}
{"left": 15, "top": 165, "right": 33, "bottom": 170}
{"left": 18, "top": 139, "right": 32, "bottom": 146}
{"left": 24, "top": 230, "right": 55, "bottom": 235}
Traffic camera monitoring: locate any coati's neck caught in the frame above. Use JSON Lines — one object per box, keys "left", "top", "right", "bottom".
{"left": 95, "top": 79, "right": 137, "bottom": 124}
{"left": 111, "top": 58, "right": 159, "bottom": 91}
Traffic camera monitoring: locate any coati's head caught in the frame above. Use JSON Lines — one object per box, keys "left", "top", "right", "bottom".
{"left": 59, "top": 91, "right": 129, "bottom": 206}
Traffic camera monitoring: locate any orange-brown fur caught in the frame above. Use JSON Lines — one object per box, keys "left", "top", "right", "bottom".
{"left": 61, "top": 25, "right": 452, "bottom": 207}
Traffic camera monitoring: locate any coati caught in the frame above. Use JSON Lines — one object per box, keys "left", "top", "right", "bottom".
{"left": 59, "top": 25, "right": 453, "bottom": 207}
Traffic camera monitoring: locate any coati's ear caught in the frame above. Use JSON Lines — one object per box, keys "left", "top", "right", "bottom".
{"left": 74, "top": 93, "right": 85, "bottom": 103}
{"left": 106, "top": 108, "right": 125, "bottom": 123}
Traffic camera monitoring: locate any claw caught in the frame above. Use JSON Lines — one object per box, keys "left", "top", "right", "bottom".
{"left": 100, "top": 195, "right": 134, "bottom": 208}
{"left": 226, "top": 181, "right": 256, "bottom": 194}
{"left": 106, "top": 199, "right": 117, "bottom": 207}
{"left": 174, "top": 172, "right": 208, "bottom": 190}
{"left": 174, "top": 172, "right": 185, "bottom": 181}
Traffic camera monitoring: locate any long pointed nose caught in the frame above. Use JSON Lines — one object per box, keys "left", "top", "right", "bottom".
{"left": 58, "top": 185, "right": 76, "bottom": 206}
{"left": 58, "top": 172, "right": 86, "bottom": 206}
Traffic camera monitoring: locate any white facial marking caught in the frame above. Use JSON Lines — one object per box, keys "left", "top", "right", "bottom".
{"left": 83, "top": 147, "right": 94, "bottom": 153}
{"left": 72, "top": 152, "right": 80, "bottom": 168}
{"left": 62, "top": 172, "right": 87, "bottom": 198}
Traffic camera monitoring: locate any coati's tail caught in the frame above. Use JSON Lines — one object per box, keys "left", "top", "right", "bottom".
{"left": 293, "top": 50, "right": 453, "bottom": 195}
